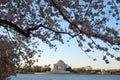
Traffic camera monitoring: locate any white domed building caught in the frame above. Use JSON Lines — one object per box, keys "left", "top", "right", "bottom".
{"left": 50, "top": 60, "right": 70, "bottom": 74}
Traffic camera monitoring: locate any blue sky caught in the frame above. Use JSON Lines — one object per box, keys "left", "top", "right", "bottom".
{"left": 33, "top": 12, "right": 120, "bottom": 69}
{"left": 32, "top": 13, "right": 120, "bottom": 69}
{"left": 34, "top": 37, "right": 120, "bottom": 69}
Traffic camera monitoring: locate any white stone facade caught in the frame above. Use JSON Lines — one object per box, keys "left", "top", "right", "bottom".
{"left": 52, "top": 60, "right": 67, "bottom": 71}
{"left": 50, "top": 60, "right": 70, "bottom": 74}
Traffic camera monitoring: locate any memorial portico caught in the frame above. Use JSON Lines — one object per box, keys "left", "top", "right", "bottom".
{"left": 50, "top": 60, "right": 70, "bottom": 74}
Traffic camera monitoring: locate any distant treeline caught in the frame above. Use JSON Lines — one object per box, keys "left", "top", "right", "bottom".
{"left": 72, "top": 68, "right": 120, "bottom": 74}
{"left": 16, "top": 65, "right": 51, "bottom": 73}
{"left": 16, "top": 65, "right": 120, "bottom": 74}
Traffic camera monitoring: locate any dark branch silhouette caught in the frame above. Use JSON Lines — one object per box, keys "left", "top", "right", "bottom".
{"left": 0, "top": 19, "right": 76, "bottom": 38}
{"left": 0, "top": 19, "right": 41, "bottom": 37}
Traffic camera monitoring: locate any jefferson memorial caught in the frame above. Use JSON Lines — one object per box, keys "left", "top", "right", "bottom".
{"left": 50, "top": 60, "right": 70, "bottom": 74}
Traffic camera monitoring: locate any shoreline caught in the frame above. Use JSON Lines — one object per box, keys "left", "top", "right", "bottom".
{"left": 16, "top": 72, "right": 120, "bottom": 75}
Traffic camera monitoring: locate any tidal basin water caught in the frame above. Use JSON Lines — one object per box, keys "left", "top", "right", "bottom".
{"left": 11, "top": 74, "right": 120, "bottom": 80}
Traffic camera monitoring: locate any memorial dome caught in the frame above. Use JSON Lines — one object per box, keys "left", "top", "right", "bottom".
{"left": 57, "top": 60, "right": 65, "bottom": 64}
{"left": 50, "top": 60, "right": 70, "bottom": 73}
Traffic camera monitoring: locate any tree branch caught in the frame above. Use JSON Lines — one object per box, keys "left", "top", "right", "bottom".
{"left": 0, "top": 19, "right": 41, "bottom": 37}
{"left": 51, "top": 0, "right": 81, "bottom": 32}
{"left": 0, "top": 19, "right": 76, "bottom": 38}
{"left": 39, "top": 24, "right": 76, "bottom": 37}
{"left": 51, "top": 0, "right": 120, "bottom": 46}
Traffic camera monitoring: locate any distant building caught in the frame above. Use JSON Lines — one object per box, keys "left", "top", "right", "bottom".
{"left": 84, "top": 66, "right": 93, "bottom": 70}
{"left": 50, "top": 60, "right": 70, "bottom": 74}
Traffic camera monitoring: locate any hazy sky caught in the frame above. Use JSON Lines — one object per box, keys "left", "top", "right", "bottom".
{"left": 33, "top": 15, "right": 120, "bottom": 69}
{"left": 34, "top": 37, "right": 120, "bottom": 69}
{"left": 33, "top": 14, "right": 120, "bottom": 69}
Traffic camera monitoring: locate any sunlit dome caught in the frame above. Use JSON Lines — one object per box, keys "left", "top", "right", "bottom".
{"left": 50, "top": 59, "right": 70, "bottom": 73}
{"left": 57, "top": 60, "right": 65, "bottom": 64}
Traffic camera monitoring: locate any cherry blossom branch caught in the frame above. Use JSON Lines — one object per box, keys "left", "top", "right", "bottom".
{"left": 51, "top": 0, "right": 81, "bottom": 32}
{"left": 0, "top": 19, "right": 41, "bottom": 37}
{"left": 0, "top": 19, "right": 76, "bottom": 38}
{"left": 51, "top": 0, "right": 120, "bottom": 46}
{"left": 38, "top": 24, "right": 76, "bottom": 37}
